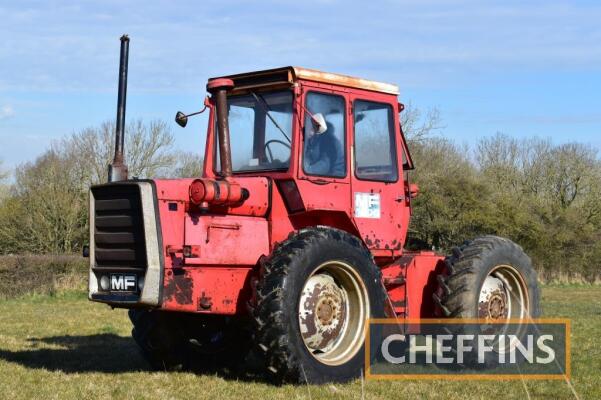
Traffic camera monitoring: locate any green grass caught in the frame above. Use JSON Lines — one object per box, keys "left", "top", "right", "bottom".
{"left": 0, "top": 287, "right": 599, "bottom": 399}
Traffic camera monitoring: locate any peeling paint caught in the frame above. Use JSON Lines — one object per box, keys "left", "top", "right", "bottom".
{"left": 163, "top": 269, "right": 194, "bottom": 305}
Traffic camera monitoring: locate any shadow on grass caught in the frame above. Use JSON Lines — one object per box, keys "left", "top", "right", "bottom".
{"left": 0, "top": 334, "right": 270, "bottom": 383}
{"left": 0, "top": 334, "right": 150, "bottom": 373}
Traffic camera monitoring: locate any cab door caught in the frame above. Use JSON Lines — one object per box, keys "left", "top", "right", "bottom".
{"left": 349, "top": 94, "right": 409, "bottom": 255}
{"left": 294, "top": 87, "right": 352, "bottom": 214}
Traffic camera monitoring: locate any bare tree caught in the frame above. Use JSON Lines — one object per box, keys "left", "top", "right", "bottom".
{"left": 476, "top": 134, "right": 600, "bottom": 209}
{"left": 169, "top": 151, "right": 204, "bottom": 178}
{"left": 0, "top": 119, "right": 179, "bottom": 254}
{"left": 476, "top": 133, "right": 529, "bottom": 193}
{"left": 0, "top": 160, "right": 6, "bottom": 181}
{"left": 5, "top": 151, "right": 87, "bottom": 253}
{"left": 61, "top": 119, "right": 176, "bottom": 186}
{"left": 546, "top": 143, "right": 599, "bottom": 209}
{"left": 0, "top": 160, "right": 9, "bottom": 203}
{"left": 401, "top": 103, "right": 444, "bottom": 143}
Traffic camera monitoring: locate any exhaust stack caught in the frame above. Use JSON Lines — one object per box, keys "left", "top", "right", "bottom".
{"left": 108, "top": 34, "right": 130, "bottom": 182}
{"left": 207, "top": 78, "right": 234, "bottom": 177}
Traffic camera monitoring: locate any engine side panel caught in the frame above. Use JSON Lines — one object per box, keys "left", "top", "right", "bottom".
{"left": 161, "top": 266, "right": 254, "bottom": 314}
{"left": 152, "top": 179, "right": 270, "bottom": 314}
{"left": 183, "top": 215, "right": 269, "bottom": 265}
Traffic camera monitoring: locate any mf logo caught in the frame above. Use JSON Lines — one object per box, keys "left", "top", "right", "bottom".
{"left": 110, "top": 274, "right": 137, "bottom": 291}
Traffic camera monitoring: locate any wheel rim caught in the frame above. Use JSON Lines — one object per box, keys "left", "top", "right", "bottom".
{"left": 298, "top": 261, "right": 369, "bottom": 366}
{"left": 478, "top": 264, "right": 530, "bottom": 321}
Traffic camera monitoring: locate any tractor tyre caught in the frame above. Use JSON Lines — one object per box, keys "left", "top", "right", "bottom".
{"left": 177, "top": 314, "right": 252, "bottom": 374}
{"left": 433, "top": 236, "right": 541, "bottom": 366}
{"left": 253, "top": 227, "right": 387, "bottom": 384}
{"left": 129, "top": 309, "right": 189, "bottom": 371}
{"left": 129, "top": 310, "right": 250, "bottom": 373}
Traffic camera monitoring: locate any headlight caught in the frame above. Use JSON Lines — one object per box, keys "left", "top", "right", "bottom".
{"left": 100, "top": 275, "right": 110, "bottom": 291}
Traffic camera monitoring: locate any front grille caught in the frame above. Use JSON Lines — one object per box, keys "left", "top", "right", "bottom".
{"left": 92, "top": 185, "right": 147, "bottom": 272}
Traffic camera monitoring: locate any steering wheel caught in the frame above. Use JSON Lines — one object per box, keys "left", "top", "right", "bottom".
{"left": 264, "top": 139, "right": 292, "bottom": 163}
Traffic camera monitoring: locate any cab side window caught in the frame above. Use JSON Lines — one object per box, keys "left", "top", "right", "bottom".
{"left": 353, "top": 100, "right": 398, "bottom": 182}
{"left": 303, "top": 92, "right": 346, "bottom": 178}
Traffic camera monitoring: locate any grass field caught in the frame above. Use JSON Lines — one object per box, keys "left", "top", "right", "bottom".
{"left": 0, "top": 286, "right": 599, "bottom": 399}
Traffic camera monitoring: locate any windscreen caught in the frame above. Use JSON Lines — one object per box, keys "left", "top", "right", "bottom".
{"left": 215, "top": 90, "right": 294, "bottom": 173}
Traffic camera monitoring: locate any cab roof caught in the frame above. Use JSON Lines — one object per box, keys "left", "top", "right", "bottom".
{"left": 210, "top": 66, "right": 399, "bottom": 96}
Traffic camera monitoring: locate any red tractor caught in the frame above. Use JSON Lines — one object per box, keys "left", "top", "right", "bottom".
{"left": 88, "top": 36, "right": 540, "bottom": 383}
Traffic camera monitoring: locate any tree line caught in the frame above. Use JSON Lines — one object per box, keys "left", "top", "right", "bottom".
{"left": 0, "top": 110, "right": 599, "bottom": 282}
{"left": 0, "top": 120, "right": 201, "bottom": 254}
{"left": 404, "top": 107, "right": 601, "bottom": 282}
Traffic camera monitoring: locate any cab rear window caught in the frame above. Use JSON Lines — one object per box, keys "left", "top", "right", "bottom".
{"left": 353, "top": 100, "right": 398, "bottom": 182}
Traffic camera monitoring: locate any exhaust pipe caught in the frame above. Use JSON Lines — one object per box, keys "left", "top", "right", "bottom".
{"left": 108, "top": 34, "right": 130, "bottom": 182}
{"left": 207, "top": 78, "right": 234, "bottom": 177}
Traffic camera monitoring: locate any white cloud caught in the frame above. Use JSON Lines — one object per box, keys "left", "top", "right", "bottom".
{"left": 0, "top": 105, "right": 15, "bottom": 120}
{"left": 0, "top": 1, "right": 599, "bottom": 93}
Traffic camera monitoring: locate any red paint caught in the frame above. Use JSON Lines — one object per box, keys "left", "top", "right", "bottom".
{"left": 403, "top": 252, "right": 446, "bottom": 319}
{"left": 162, "top": 266, "right": 253, "bottom": 314}
{"left": 188, "top": 178, "right": 246, "bottom": 205}
{"left": 147, "top": 68, "right": 444, "bottom": 319}
{"left": 206, "top": 78, "right": 234, "bottom": 91}
{"left": 183, "top": 214, "right": 269, "bottom": 265}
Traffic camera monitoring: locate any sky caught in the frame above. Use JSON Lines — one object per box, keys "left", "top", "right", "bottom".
{"left": 0, "top": 0, "right": 600, "bottom": 172}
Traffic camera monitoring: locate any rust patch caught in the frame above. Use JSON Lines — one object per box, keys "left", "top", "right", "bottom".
{"left": 316, "top": 295, "right": 346, "bottom": 350}
{"left": 478, "top": 301, "right": 488, "bottom": 319}
{"left": 198, "top": 291, "right": 213, "bottom": 310}
{"left": 292, "top": 67, "right": 400, "bottom": 95}
{"left": 163, "top": 269, "right": 193, "bottom": 305}
{"left": 300, "top": 283, "right": 321, "bottom": 339}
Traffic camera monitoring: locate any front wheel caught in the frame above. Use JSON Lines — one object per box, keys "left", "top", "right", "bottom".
{"left": 129, "top": 310, "right": 250, "bottom": 372}
{"left": 253, "top": 227, "right": 387, "bottom": 383}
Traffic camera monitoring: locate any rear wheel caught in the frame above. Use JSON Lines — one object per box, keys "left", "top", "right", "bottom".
{"left": 253, "top": 227, "right": 386, "bottom": 383}
{"left": 433, "top": 236, "right": 541, "bottom": 366}
{"left": 434, "top": 236, "right": 540, "bottom": 320}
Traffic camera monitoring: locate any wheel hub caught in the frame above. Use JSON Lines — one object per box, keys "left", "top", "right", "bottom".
{"left": 487, "top": 292, "right": 507, "bottom": 319}
{"left": 478, "top": 275, "right": 509, "bottom": 320}
{"left": 316, "top": 297, "right": 339, "bottom": 325}
{"left": 299, "top": 273, "right": 347, "bottom": 353}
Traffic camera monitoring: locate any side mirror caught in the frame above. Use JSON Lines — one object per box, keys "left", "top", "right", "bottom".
{"left": 175, "top": 100, "right": 210, "bottom": 128}
{"left": 175, "top": 111, "right": 188, "bottom": 128}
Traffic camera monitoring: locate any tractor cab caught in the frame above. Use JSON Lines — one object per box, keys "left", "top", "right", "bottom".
{"left": 193, "top": 67, "right": 416, "bottom": 257}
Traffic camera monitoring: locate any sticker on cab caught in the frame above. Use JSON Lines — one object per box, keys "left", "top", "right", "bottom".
{"left": 354, "top": 192, "right": 381, "bottom": 219}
